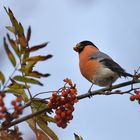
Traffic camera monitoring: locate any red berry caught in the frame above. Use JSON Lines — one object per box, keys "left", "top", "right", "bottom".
{"left": 66, "top": 114, "right": 73, "bottom": 121}
{"left": 61, "top": 111, "right": 66, "bottom": 118}
{"left": 0, "top": 114, "right": 4, "bottom": 119}
{"left": 52, "top": 92, "right": 58, "bottom": 98}
{"left": 0, "top": 106, "right": 7, "bottom": 113}
{"left": 66, "top": 110, "right": 72, "bottom": 116}
{"left": 62, "top": 91, "right": 68, "bottom": 97}
{"left": 61, "top": 123, "right": 67, "bottom": 128}
{"left": 130, "top": 96, "right": 135, "bottom": 101}
{"left": 47, "top": 101, "right": 52, "bottom": 108}
{"left": 11, "top": 100, "right": 16, "bottom": 106}
{"left": 16, "top": 96, "right": 23, "bottom": 102}
{"left": 54, "top": 115, "right": 61, "bottom": 121}
{"left": 55, "top": 109, "right": 61, "bottom": 115}
{"left": 135, "top": 94, "right": 140, "bottom": 100}
{"left": 56, "top": 120, "right": 63, "bottom": 127}
{"left": 60, "top": 98, "right": 66, "bottom": 105}
{"left": 134, "top": 90, "right": 140, "bottom": 94}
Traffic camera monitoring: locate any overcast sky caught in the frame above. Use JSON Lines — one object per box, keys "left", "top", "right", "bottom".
{"left": 0, "top": 0, "right": 140, "bottom": 140}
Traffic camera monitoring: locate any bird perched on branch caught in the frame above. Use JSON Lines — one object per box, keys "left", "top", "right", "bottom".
{"left": 73, "top": 40, "right": 133, "bottom": 92}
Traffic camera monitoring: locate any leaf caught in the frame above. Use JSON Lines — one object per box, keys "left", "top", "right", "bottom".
{"left": 36, "top": 129, "right": 50, "bottom": 140}
{"left": 23, "top": 49, "right": 30, "bottom": 60}
{"left": 40, "top": 114, "right": 55, "bottom": 123}
{"left": 4, "top": 7, "right": 19, "bottom": 34}
{"left": 32, "top": 100, "right": 48, "bottom": 110}
{"left": 26, "top": 71, "right": 50, "bottom": 78}
{"left": 27, "top": 119, "right": 50, "bottom": 140}
{"left": 37, "top": 117, "right": 58, "bottom": 140}
{"left": 24, "top": 55, "right": 53, "bottom": 62}
{"left": 0, "top": 71, "right": 5, "bottom": 85}
{"left": 3, "top": 37, "right": 16, "bottom": 67}
{"left": 18, "top": 35, "right": 27, "bottom": 48}
{"left": 13, "top": 75, "right": 43, "bottom": 86}
{"left": 20, "top": 61, "right": 36, "bottom": 73}
{"left": 5, "top": 88, "right": 29, "bottom": 102}
{"left": 18, "top": 22, "right": 24, "bottom": 36}
{"left": 74, "top": 133, "right": 84, "bottom": 140}
{"left": 29, "top": 42, "right": 49, "bottom": 52}
{"left": 6, "top": 26, "right": 16, "bottom": 34}
{"left": 8, "top": 79, "right": 30, "bottom": 89}
{"left": 7, "top": 33, "right": 20, "bottom": 57}
{"left": 26, "top": 26, "right": 31, "bottom": 42}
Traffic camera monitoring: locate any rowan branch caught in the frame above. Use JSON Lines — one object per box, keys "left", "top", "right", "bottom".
{"left": 1, "top": 78, "right": 140, "bottom": 130}
{"left": 77, "top": 78, "right": 140, "bottom": 100}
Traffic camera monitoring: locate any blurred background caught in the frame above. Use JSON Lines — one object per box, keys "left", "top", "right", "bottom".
{"left": 0, "top": 0, "right": 140, "bottom": 140}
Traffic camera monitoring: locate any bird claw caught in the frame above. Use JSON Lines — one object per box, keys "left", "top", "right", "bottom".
{"left": 88, "top": 89, "right": 92, "bottom": 98}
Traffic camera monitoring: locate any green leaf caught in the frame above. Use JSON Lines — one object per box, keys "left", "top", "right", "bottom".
{"left": 4, "top": 7, "right": 19, "bottom": 34}
{"left": 5, "top": 88, "right": 29, "bottom": 102}
{"left": 24, "top": 55, "right": 53, "bottom": 62}
{"left": 26, "top": 26, "right": 31, "bottom": 42}
{"left": 20, "top": 61, "right": 36, "bottom": 74}
{"left": 26, "top": 71, "right": 50, "bottom": 78}
{"left": 27, "top": 119, "right": 50, "bottom": 140}
{"left": 7, "top": 33, "right": 20, "bottom": 57}
{"left": 29, "top": 42, "right": 49, "bottom": 52}
{"left": 0, "top": 71, "right": 5, "bottom": 85}
{"left": 31, "top": 100, "right": 55, "bottom": 123}
{"left": 13, "top": 75, "right": 43, "bottom": 86}
{"left": 74, "top": 133, "right": 84, "bottom": 140}
{"left": 40, "top": 114, "right": 55, "bottom": 123}
{"left": 36, "top": 129, "right": 50, "bottom": 140}
{"left": 37, "top": 117, "right": 58, "bottom": 140}
{"left": 8, "top": 79, "right": 30, "bottom": 89}
{"left": 3, "top": 37, "right": 16, "bottom": 67}
{"left": 18, "top": 22, "right": 24, "bottom": 36}
{"left": 32, "top": 100, "right": 48, "bottom": 110}
{"left": 6, "top": 26, "right": 16, "bottom": 34}
{"left": 23, "top": 49, "right": 30, "bottom": 60}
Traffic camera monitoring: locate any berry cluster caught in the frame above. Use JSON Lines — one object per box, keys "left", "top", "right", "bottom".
{"left": 0, "top": 92, "right": 23, "bottom": 127}
{"left": 130, "top": 90, "right": 140, "bottom": 104}
{"left": 48, "top": 78, "right": 78, "bottom": 128}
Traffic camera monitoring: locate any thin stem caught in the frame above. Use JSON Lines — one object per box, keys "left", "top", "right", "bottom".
{"left": 2, "top": 63, "right": 20, "bottom": 91}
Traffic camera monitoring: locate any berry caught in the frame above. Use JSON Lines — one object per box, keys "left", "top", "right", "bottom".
{"left": 135, "top": 94, "right": 140, "bottom": 100}
{"left": 1, "top": 106, "right": 7, "bottom": 113}
{"left": 16, "top": 96, "right": 23, "bottom": 102}
{"left": 11, "top": 100, "right": 16, "bottom": 106}
{"left": 130, "top": 96, "right": 135, "bottom": 101}
{"left": 61, "top": 111, "right": 66, "bottom": 118}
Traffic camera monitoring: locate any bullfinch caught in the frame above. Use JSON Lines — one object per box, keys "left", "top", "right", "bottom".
{"left": 73, "top": 40, "right": 133, "bottom": 91}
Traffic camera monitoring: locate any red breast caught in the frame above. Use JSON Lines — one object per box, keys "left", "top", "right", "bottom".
{"left": 78, "top": 45, "right": 100, "bottom": 82}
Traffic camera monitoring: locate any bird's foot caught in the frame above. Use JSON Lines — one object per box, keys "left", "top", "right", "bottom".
{"left": 88, "top": 89, "right": 93, "bottom": 98}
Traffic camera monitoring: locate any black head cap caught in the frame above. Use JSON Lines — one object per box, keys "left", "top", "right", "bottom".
{"left": 73, "top": 40, "right": 98, "bottom": 53}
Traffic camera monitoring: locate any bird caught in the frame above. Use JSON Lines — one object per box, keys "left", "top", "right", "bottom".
{"left": 73, "top": 40, "right": 133, "bottom": 92}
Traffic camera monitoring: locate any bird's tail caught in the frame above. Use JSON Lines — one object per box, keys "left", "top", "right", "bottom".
{"left": 123, "top": 72, "right": 133, "bottom": 78}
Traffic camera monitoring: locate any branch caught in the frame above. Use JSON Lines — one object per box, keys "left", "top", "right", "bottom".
{"left": 1, "top": 78, "right": 140, "bottom": 130}
{"left": 77, "top": 79, "right": 140, "bottom": 100}
{"left": 0, "top": 107, "right": 52, "bottom": 131}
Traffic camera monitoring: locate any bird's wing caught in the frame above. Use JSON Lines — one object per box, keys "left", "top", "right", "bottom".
{"left": 89, "top": 51, "right": 112, "bottom": 61}
{"left": 89, "top": 51, "right": 132, "bottom": 77}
